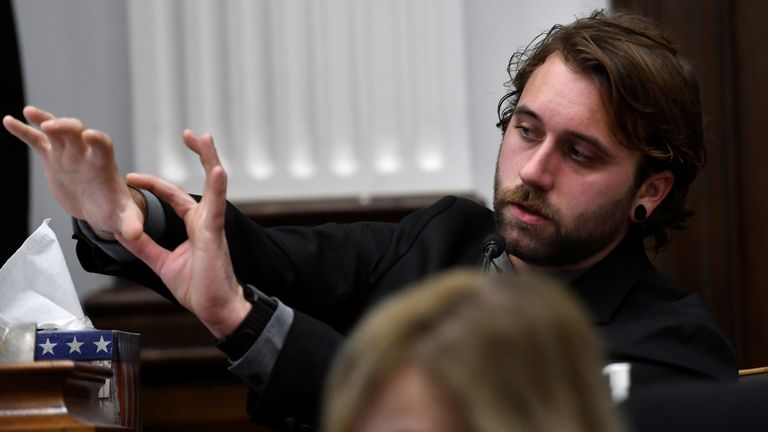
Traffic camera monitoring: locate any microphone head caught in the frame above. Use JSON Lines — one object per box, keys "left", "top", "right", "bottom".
{"left": 482, "top": 233, "right": 506, "bottom": 259}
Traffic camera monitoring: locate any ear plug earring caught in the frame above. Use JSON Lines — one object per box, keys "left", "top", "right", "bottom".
{"left": 634, "top": 204, "right": 647, "bottom": 222}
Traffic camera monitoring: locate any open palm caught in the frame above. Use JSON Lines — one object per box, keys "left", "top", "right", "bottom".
{"left": 117, "top": 131, "right": 250, "bottom": 338}
{"left": 3, "top": 106, "right": 144, "bottom": 240}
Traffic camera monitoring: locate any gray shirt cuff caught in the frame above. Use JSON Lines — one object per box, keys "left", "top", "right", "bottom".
{"left": 228, "top": 298, "right": 294, "bottom": 394}
{"left": 72, "top": 187, "right": 166, "bottom": 261}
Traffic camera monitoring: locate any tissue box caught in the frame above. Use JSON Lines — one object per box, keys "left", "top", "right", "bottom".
{"left": 35, "top": 329, "right": 140, "bottom": 428}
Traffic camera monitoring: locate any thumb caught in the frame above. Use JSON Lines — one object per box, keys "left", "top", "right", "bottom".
{"left": 117, "top": 211, "right": 144, "bottom": 241}
{"left": 115, "top": 231, "right": 168, "bottom": 277}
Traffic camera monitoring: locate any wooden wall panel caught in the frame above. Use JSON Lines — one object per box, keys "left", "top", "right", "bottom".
{"left": 613, "top": 0, "right": 768, "bottom": 368}
{"left": 732, "top": 0, "right": 768, "bottom": 368}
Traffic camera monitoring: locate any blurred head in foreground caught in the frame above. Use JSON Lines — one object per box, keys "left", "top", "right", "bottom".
{"left": 322, "top": 270, "right": 624, "bottom": 432}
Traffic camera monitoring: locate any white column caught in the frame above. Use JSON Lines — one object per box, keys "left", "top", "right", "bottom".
{"left": 128, "top": 0, "right": 472, "bottom": 201}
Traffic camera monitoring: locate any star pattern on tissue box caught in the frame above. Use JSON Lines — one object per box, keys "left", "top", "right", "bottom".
{"left": 35, "top": 330, "right": 114, "bottom": 360}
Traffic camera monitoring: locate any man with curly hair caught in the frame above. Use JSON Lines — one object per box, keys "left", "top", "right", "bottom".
{"left": 4, "top": 9, "right": 736, "bottom": 432}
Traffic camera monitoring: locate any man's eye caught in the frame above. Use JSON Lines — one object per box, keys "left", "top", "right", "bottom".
{"left": 515, "top": 125, "right": 535, "bottom": 141}
{"left": 567, "top": 145, "right": 593, "bottom": 163}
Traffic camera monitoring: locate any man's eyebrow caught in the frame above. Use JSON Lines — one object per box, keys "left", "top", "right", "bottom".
{"left": 514, "top": 104, "right": 612, "bottom": 157}
{"left": 512, "top": 105, "right": 540, "bottom": 121}
{"left": 568, "top": 131, "right": 612, "bottom": 157}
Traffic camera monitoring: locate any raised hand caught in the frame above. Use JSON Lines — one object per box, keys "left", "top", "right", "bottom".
{"left": 2, "top": 106, "right": 145, "bottom": 240}
{"left": 116, "top": 130, "right": 250, "bottom": 338}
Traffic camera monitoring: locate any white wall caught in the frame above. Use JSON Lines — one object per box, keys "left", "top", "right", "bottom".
{"left": 11, "top": 0, "right": 606, "bottom": 301}
{"left": 465, "top": 0, "right": 608, "bottom": 207}
{"left": 128, "top": 1, "right": 476, "bottom": 203}
{"left": 12, "top": 0, "right": 134, "bottom": 300}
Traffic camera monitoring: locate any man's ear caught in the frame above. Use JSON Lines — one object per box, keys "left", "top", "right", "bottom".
{"left": 632, "top": 170, "right": 675, "bottom": 220}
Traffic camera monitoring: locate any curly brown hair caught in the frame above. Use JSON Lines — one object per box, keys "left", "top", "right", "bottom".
{"left": 497, "top": 10, "right": 705, "bottom": 252}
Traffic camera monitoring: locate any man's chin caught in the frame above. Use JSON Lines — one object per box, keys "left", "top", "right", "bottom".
{"left": 500, "top": 228, "right": 569, "bottom": 267}
{"left": 501, "top": 222, "right": 554, "bottom": 244}
{"left": 507, "top": 231, "right": 624, "bottom": 268}
{"left": 506, "top": 241, "right": 551, "bottom": 264}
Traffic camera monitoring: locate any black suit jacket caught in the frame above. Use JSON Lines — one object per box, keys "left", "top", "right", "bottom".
{"left": 623, "top": 380, "right": 768, "bottom": 431}
{"left": 74, "top": 195, "right": 736, "bottom": 430}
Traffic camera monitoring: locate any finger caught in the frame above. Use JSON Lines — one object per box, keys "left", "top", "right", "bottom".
{"left": 183, "top": 131, "right": 228, "bottom": 226}
{"left": 183, "top": 131, "right": 227, "bottom": 213}
{"left": 41, "top": 117, "right": 87, "bottom": 153}
{"left": 202, "top": 165, "right": 228, "bottom": 228}
{"left": 2, "top": 115, "right": 51, "bottom": 153}
{"left": 126, "top": 172, "right": 197, "bottom": 218}
{"left": 115, "top": 231, "right": 171, "bottom": 278}
{"left": 22, "top": 105, "right": 57, "bottom": 128}
{"left": 82, "top": 128, "right": 116, "bottom": 166}
{"left": 55, "top": 118, "right": 89, "bottom": 153}
{"left": 182, "top": 130, "right": 222, "bottom": 174}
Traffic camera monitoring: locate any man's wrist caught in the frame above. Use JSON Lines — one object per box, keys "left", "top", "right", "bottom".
{"left": 92, "top": 227, "right": 117, "bottom": 241}
{"left": 216, "top": 285, "right": 278, "bottom": 360}
{"left": 84, "top": 185, "right": 147, "bottom": 241}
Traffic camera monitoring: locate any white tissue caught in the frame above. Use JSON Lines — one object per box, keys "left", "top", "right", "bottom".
{"left": 0, "top": 219, "right": 92, "bottom": 330}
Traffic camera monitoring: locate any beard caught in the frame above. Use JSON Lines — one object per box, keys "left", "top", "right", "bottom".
{"left": 493, "top": 176, "right": 635, "bottom": 267}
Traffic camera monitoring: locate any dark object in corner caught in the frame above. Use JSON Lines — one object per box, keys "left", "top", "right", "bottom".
{"left": 0, "top": 0, "right": 29, "bottom": 266}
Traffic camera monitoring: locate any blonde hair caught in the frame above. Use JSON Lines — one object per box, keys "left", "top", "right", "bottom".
{"left": 322, "top": 270, "right": 624, "bottom": 432}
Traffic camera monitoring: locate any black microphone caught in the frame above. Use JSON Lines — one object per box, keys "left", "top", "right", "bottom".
{"left": 480, "top": 233, "right": 506, "bottom": 274}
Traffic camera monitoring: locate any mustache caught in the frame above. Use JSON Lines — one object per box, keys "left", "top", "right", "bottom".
{"left": 496, "top": 185, "right": 557, "bottom": 220}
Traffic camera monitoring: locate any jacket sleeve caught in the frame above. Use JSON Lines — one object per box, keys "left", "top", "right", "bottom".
{"left": 72, "top": 194, "right": 491, "bottom": 431}
{"left": 244, "top": 309, "right": 343, "bottom": 430}
{"left": 74, "top": 195, "right": 481, "bottom": 330}
{"left": 72, "top": 193, "right": 397, "bottom": 317}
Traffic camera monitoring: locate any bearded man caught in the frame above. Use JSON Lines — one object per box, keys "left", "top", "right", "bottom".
{"left": 4, "top": 10, "right": 735, "bottom": 432}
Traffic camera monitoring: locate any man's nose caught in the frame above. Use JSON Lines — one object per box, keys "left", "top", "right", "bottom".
{"left": 518, "top": 142, "right": 557, "bottom": 191}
